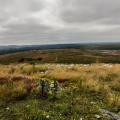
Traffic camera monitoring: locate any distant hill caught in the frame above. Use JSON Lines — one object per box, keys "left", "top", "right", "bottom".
{"left": 0, "top": 42, "right": 120, "bottom": 55}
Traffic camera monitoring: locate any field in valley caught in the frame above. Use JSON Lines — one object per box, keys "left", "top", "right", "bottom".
{"left": 0, "top": 63, "right": 120, "bottom": 120}
{"left": 0, "top": 49, "right": 120, "bottom": 65}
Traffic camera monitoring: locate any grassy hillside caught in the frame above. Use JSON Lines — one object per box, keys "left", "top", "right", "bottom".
{"left": 0, "top": 63, "right": 120, "bottom": 120}
{"left": 0, "top": 49, "right": 120, "bottom": 64}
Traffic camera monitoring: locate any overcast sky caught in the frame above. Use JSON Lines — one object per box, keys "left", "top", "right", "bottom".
{"left": 0, "top": 0, "right": 120, "bottom": 45}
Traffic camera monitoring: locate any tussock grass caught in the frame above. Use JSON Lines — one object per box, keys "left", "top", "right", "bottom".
{"left": 0, "top": 63, "right": 120, "bottom": 120}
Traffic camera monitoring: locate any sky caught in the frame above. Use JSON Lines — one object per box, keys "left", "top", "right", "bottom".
{"left": 0, "top": 0, "right": 120, "bottom": 45}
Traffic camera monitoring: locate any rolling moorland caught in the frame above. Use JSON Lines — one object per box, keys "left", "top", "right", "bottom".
{"left": 0, "top": 43, "right": 120, "bottom": 120}
{"left": 0, "top": 43, "right": 120, "bottom": 64}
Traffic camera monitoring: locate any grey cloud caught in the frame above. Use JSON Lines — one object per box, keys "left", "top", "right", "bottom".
{"left": 61, "top": 0, "right": 120, "bottom": 24}
{"left": 0, "top": 0, "right": 120, "bottom": 45}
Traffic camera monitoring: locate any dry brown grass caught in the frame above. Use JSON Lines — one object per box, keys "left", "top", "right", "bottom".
{"left": 0, "top": 63, "right": 120, "bottom": 120}
{"left": 0, "top": 63, "right": 120, "bottom": 107}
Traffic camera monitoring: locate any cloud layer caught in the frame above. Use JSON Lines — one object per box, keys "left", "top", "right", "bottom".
{"left": 0, "top": 0, "right": 120, "bottom": 45}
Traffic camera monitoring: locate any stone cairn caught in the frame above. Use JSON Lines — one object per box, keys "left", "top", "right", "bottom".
{"left": 39, "top": 79, "right": 59, "bottom": 99}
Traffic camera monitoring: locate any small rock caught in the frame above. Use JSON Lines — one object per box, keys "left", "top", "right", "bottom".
{"left": 46, "top": 115, "right": 50, "bottom": 119}
{"left": 95, "top": 114, "right": 101, "bottom": 119}
{"left": 90, "top": 101, "right": 96, "bottom": 105}
{"left": 6, "top": 107, "right": 10, "bottom": 110}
